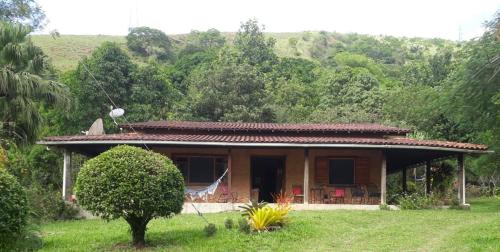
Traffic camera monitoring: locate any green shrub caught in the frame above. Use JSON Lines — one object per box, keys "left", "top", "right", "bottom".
{"left": 204, "top": 223, "right": 217, "bottom": 237}
{"left": 224, "top": 218, "right": 234, "bottom": 229}
{"left": 379, "top": 204, "right": 391, "bottom": 211}
{"left": 398, "top": 193, "right": 439, "bottom": 210}
{"left": 239, "top": 201, "right": 268, "bottom": 217}
{"left": 26, "top": 184, "right": 80, "bottom": 222}
{"left": 238, "top": 218, "right": 251, "bottom": 234}
{"left": 0, "top": 168, "right": 29, "bottom": 250}
{"left": 75, "top": 145, "right": 185, "bottom": 248}
{"left": 249, "top": 206, "right": 290, "bottom": 231}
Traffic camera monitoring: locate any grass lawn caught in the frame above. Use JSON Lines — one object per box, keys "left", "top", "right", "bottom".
{"left": 40, "top": 198, "right": 500, "bottom": 251}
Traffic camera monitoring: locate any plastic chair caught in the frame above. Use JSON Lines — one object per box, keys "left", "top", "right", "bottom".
{"left": 292, "top": 185, "right": 304, "bottom": 203}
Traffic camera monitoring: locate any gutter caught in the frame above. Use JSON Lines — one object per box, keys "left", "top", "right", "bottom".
{"left": 37, "top": 140, "right": 492, "bottom": 154}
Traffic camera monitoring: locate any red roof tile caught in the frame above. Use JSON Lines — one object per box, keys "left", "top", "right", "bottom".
{"left": 121, "top": 121, "right": 412, "bottom": 134}
{"left": 42, "top": 133, "right": 488, "bottom": 151}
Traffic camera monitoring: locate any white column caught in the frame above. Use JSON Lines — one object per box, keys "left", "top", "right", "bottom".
{"left": 62, "top": 149, "right": 72, "bottom": 201}
{"left": 457, "top": 153, "right": 465, "bottom": 205}
{"left": 380, "top": 152, "right": 387, "bottom": 205}
{"left": 227, "top": 148, "right": 232, "bottom": 202}
{"left": 303, "top": 149, "right": 309, "bottom": 204}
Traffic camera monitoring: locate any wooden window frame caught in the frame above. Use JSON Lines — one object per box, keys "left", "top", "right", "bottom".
{"left": 172, "top": 154, "right": 227, "bottom": 186}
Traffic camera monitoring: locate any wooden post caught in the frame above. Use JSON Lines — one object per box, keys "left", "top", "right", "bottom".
{"left": 402, "top": 168, "right": 407, "bottom": 193}
{"left": 227, "top": 148, "right": 232, "bottom": 201}
{"left": 62, "top": 149, "right": 72, "bottom": 201}
{"left": 425, "top": 160, "right": 431, "bottom": 196}
{"left": 303, "top": 148, "right": 309, "bottom": 204}
{"left": 457, "top": 153, "right": 465, "bottom": 205}
{"left": 380, "top": 152, "right": 387, "bottom": 205}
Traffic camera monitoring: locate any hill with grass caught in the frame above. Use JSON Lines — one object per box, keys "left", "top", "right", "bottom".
{"left": 31, "top": 32, "right": 455, "bottom": 71}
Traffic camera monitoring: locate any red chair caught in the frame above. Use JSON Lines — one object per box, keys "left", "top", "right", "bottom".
{"left": 292, "top": 185, "right": 304, "bottom": 203}
{"left": 328, "top": 188, "right": 345, "bottom": 204}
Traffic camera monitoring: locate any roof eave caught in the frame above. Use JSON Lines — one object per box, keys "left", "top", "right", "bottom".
{"left": 37, "top": 140, "right": 491, "bottom": 154}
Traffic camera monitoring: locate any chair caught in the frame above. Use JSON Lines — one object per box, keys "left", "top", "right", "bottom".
{"left": 367, "top": 185, "right": 381, "bottom": 204}
{"left": 292, "top": 185, "right": 304, "bottom": 203}
{"left": 351, "top": 186, "right": 366, "bottom": 204}
{"left": 217, "top": 184, "right": 238, "bottom": 203}
{"left": 331, "top": 188, "right": 345, "bottom": 204}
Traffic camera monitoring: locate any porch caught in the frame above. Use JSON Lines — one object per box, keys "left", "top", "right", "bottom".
{"left": 40, "top": 121, "right": 488, "bottom": 210}
{"left": 57, "top": 145, "right": 473, "bottom": 208}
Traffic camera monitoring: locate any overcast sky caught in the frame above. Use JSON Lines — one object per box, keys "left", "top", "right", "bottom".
{"left": 37, "top": 0, "right": 499, "bottom": 40}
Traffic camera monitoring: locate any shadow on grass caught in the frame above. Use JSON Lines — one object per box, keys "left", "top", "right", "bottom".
{"left": 99, "top": 228, "right": 207, "bottom": 251}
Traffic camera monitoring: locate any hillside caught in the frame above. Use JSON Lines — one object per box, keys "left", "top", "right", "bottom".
{"left": 31, "top": 32, "right": 455, "bottom": 71}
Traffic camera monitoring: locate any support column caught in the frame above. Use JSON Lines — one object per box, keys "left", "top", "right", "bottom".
{"left": 402, "top": 168, "right": 407, "bottom": 193}
{"left": 227, "top": 149, "right": 232, "bottom": 201}
{"left": 425, "top": 160, "right": 431, "bottom": 196}
{"left": 62, "top": 149, "right": 72, "bottom": 201}
{"left": 303, "top": 148, "right": 309, "bottom": 204}
{"left": 380, "top": 152, "right": 387, "bottom": 205}
{"left": 457, "top": 153, "right": 465, "bottom": 205}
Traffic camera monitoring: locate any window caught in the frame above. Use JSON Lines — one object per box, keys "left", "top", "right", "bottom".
{"left": 172, "top": 156, "right": 227, "bottom": 184}
{"left": 329, "top": 159, "right": 355, "bottom": 185}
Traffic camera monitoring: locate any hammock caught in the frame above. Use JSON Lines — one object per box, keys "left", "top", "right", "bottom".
{"left": 184, "top": 168, "right": 228, "bottom": 201}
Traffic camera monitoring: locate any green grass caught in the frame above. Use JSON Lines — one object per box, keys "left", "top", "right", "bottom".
{"left": 31, "top": 32, "right": 324, "bottom": 72}
{"left": 31, "top": 35, "right": 126, "bottom": 71}
{"left": 39, "top": 198, "right": 500, "bottom": 251}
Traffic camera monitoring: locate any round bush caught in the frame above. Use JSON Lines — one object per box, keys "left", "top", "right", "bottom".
{"left": 0, "top": 168, "right": 29, "bottom": 249}
{"left": 75, "top": 145, "right": 185, "bottom": 247}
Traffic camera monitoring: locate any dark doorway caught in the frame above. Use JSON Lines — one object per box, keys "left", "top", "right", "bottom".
{"left": 251, "top": 156, "right": 285, "bottom": 202}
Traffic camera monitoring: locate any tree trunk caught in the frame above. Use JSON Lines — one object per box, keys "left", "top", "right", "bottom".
{"left": 125, "top": 216, "right": 150, "bottom": 248}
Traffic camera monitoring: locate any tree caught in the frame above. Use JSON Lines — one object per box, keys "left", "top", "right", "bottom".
{"left": 126, "top": 26, "right": 173, "bottom": 60}
{"left": 0, "top": 168, "right": 29, "bottom": 250}
{"left": 185, "top": 50, "right": 274, "bottom": 122}
{"left": 127, "top": 64, "right": 180, "bottom": 122}
{"left": 310, "top": 67, "right": 383, "bottom": 123}
{"left": 234, "top": 19, "right": 277, "bottom": 68}
{"left": 62, "top": 42, "right": 134, "bottom": 134}
{"left": 75, "top": 145, "right": 184, "bottom": 247}
{"left": 0, "top": 22, "right": 69, "bottom": 143}
{"left": 182, "top": 28, "right": 225, "bottom": 54}
{"left": 0, "top": 0, "right": 46, "bottom": 30}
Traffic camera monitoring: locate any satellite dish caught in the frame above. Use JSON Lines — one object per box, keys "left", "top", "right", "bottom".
{"left": 87, "top": 118, "right": 105, "bottom": 135}
{"left": 109, "top": 107, "right": 125, "bottom": 125}
{"left": 109, "top": 108, "right": 125, "bottom": 119}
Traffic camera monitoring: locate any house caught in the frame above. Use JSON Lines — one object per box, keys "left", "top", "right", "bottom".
{"left": 39, "top": 121, "right": 489, "bottom": 211}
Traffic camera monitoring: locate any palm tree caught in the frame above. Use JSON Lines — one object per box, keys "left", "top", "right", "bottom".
{"left": 0, "top": 22, "right": 69, "bottom": 143}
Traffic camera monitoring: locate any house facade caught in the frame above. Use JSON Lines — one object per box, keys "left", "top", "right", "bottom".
{"left": 39, "top": 121, "right": 489, "bottom": 208}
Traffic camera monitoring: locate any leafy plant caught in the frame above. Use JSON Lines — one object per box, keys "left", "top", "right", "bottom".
{"left": 239, "top": 200, "right": 268, "bottom": 217}
{"left": 398, "top": 193, "right": 440, "bottom": 210}
{"left": 272, "top": 191, "right": 294, "bottom": 208}
{"left": 75, "top": 145, "right": 185, "bottom": 248}
{"left": 224, "top": 218, "right": 234, "bottom": 229}
{"left": 203, "top": 223, "right": 217, "bottom": 237}
{"left": 379, "top": 204, "right": 391, "bottom": 211}
{"left": 0, "top": 168, "right": 29, "bottom": 250}
{"left": 238, "top": 218, "right": 250, "bottom": 234}
{"left": 249, "top": 206, "right": 290, "bottom": 231}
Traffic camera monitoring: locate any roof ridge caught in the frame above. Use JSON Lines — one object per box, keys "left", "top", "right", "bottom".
{"left": 120, "top": 120, "right": 412, "bottom": 133}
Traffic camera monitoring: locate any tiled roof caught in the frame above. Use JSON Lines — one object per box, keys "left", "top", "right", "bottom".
{"left": 121, "top": 121, "right": 412, "bottom": 134}
{"left": 42, "top": 133, "right": 488, "bottom": 151}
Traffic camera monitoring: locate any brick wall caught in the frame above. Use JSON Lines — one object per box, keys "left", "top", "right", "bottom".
{"left": 153, "top": 147, "right": 382, "bottom": 203}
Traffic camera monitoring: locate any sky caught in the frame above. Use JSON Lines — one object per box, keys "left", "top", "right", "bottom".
{"left": 37, "top": 0, "right": 499, "bottom": 40}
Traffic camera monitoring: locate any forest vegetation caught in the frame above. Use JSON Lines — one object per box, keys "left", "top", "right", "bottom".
{"left": 0, "top": 0, "right": 498, "bottom": 244}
